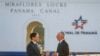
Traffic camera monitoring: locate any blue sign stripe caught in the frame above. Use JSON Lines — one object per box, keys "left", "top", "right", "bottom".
{"left": 0, "top": 52, "right": 100, "bottom": 56}
{"left": 0, "top": 52, "right": 26, "bottom": 56}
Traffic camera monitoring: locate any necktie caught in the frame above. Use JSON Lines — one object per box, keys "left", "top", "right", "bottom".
{"left": 58, "top": 43, "right": 61, "bottom": 47}
{"left": 35, "top": 43, "right": 40, "bottom": 50}
{"left": 57, "top": 42, "right": 61, "bottom": 53}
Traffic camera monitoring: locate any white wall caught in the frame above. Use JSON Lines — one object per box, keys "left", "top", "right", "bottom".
{"left": 0, "top": 0, "right": 100, "bottom": 52}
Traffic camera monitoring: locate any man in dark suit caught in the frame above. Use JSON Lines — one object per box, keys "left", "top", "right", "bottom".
{"left": 53, "top": 32, "right": 69, "bottom": 56}
{"left": 27, "top": 32, "right": 41, "bottom": 56}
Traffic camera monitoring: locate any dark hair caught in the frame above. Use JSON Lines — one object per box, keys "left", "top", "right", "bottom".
{"left": 30, "top": 32, "right": 37, "bottom": 39}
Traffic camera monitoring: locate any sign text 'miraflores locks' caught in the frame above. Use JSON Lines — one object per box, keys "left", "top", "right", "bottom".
{"left": 5, "top": 2, "right": 67, "bottom": 7}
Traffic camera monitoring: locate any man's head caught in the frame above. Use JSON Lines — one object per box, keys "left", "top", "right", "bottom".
{"left": 56, "top": 31, "right": 65, "bottom": 41}
{"left": 30, "top": 32, "right": 39, "bottom": 42}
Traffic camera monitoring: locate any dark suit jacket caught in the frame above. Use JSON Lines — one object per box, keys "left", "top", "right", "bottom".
{"left": 27, "top": 41, "right": 40, "bottom": 56}
{"left": 57, "top": 40, "right": 69, "bottom": 56}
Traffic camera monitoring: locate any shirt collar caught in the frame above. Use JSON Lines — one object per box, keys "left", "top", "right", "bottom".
{"left": 32, "top": 40, "right": 37, "bottom": 44}
{"left": 59, "top": 39, "right": 64, "bottom": 43}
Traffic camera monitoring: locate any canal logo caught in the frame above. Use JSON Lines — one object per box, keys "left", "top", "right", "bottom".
{"left": 72, "top": 16, "right": 87, "bottom": 30}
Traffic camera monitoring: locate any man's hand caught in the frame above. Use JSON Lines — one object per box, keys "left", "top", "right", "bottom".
{"left": 52, "top": 52, "right": 57, "bottom": 56}
{"left": 45, "top": 51, "right": 50, "bottom": 56}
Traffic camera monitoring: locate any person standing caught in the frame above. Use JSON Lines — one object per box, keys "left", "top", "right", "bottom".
{"left": 53, "top": 31, "right": 69, "bottom": 56}
{"left": 27, "top": 32, "right": 41, "bottom": 56}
